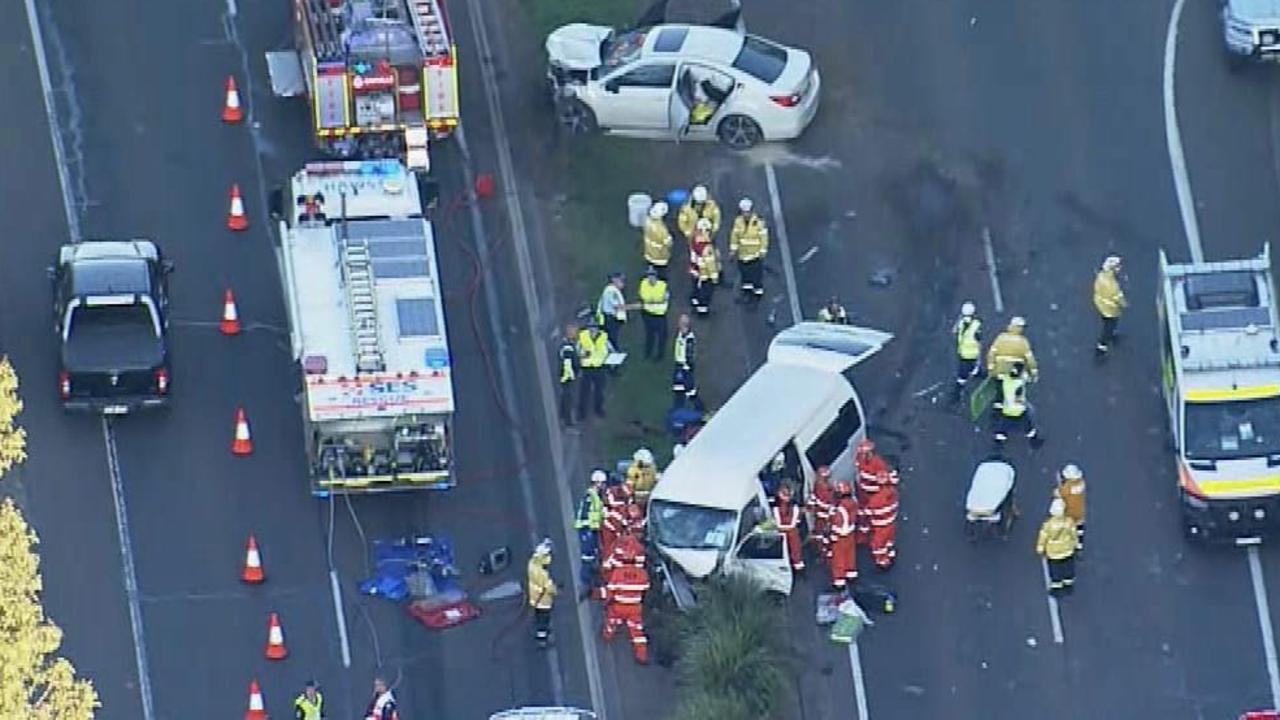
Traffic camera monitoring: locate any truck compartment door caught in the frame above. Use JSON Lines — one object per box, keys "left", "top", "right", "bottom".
{"left": 265, "top": 51, "right": 306, "bottom": 98}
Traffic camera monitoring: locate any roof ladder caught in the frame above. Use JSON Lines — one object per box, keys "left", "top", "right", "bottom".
{"left": 341, "top": 237, "right": 385, "bottom": 373}
{"left": 407, "top": 0, "right": 450, "bottom": 56}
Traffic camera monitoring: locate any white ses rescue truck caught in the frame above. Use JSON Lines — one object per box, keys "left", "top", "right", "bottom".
{"left": 273, "top": 159, "right": 455, "bottom": 496}
{"left": 1159, "top": 244, "right": 1280, "bottom": 542}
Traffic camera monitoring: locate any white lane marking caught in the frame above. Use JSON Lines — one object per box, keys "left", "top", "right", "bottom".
{"left": 102, "top": 419, "right": 157, "bottom": 720}
{"left": 21, "top": 0, "right": 80, "bottom": 241}
{"left": 462, "top": 1, "right": 611, "bottom": 712}
{"left": 329, "top": 570, "right": 352, "bottom": 668}
{"left": 764, "top": 162, "right": 804, "bottom": 324}
{"left": 1040, "top": 558, "right": 1065, "bottom": 644}
{"left": 848, "top": 641, "right": 870, "bottom": 720}
{"left": 981, "top": 227, "right": 1005, "bottom": 314}
{"left": 224, "top": 0, "right": 237, "bottom": 18}
{"left": 1163, "top": 0, "right": 1204, "bottom": 263}
{"left": 1248, "top": 547, "right": 1280, "bottom": 708}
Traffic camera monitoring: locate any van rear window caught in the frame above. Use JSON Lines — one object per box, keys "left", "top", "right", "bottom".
{"left": 732, "top": 36, "right": 788, "bottom": 84}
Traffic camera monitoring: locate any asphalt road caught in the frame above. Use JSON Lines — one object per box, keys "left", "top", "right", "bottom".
{"left": 3, "top": 0, "right": 589, "bottom": 717}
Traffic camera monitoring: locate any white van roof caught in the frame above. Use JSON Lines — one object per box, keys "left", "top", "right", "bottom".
{"left": 653, "top": 363, "right": 851, "bottom": 511}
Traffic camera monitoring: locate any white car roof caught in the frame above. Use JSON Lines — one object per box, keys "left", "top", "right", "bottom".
{"left": 641, "top": 24, "right": 744, "bottom": 65}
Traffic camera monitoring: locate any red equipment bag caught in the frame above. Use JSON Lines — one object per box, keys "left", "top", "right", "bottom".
{"left": 407, "top": 599, "right": 481, "bottom": 629}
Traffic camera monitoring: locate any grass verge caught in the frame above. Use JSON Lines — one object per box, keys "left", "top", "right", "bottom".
{"left": 521, "top": 0, "right": 647, "bottom": 41}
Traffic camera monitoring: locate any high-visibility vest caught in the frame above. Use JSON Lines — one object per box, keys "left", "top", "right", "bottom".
{"left": 574, "top": 488, "right": 604, "bottom": 530}
{"left": 637, "top": 278, "right": 669, "bottom": 316}
{"left": 673, "top": 330, "right": 695, "bottom": 367}
{"left": 295, "top": 692, "right": 324, "bottom": 720}
{"left": 1000, "top": 375, "right": 1027, "bottom": 417}
{"left": 729, "top": 213, "right": 769, "bottom": 262}
{"left": 956, "top": 317, "right": 981, "bottom": 360}
{"left": 558, "top": 341, "right": 576, "bottom": 383}
{"left": 577, "top": 329, "right": 609, "bottom": 369}
{"left": 772, "top": 501, "right": 799, "bottom": 531}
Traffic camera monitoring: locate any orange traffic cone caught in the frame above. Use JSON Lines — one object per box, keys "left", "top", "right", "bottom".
{"left": 231, "top": 408, "right": 253, "bottom": 456}
{"left": 223, "top": 75, "right": 243, "bottom": 123}
{"left": 227, "top": 184, "right": 248, "bottom": 231}
{"left": 241, "top": 534, "right": 264, "bottom": 584}
{"left": 244, "top": 679, "right": 266, "bottom": 720}
{"left": 265, "top": 612, "right": 288, "bottom": 660}
{"left": 220, "top": 289, "right": 242, "bottom": 335}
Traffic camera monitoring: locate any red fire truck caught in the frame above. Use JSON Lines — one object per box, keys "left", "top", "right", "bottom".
{"left": 267, "top": 0, "right": 460, "bottom": 170}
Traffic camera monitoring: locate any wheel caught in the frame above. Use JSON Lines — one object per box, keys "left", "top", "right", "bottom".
{"left": 556, "top": 98, "right": 597, "bottom": 135}
{"left": 717, "top": 114, "right": 764, "bottom": 150}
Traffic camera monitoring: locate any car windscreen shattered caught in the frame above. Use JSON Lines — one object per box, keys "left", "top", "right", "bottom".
{"left": 62, "top": 304, "right": 162, "bottom": 372}
{"left": 1184, "top": 396, "right": 1280, "bottom": 461}
{"left": 649, "top": 499, "right": 736, "bottom": 551}
{"left": 602, "top": 29, "right": 646, "bottom": 70}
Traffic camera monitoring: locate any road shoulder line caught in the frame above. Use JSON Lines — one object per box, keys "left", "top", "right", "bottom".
{"left": 1163, "top": 0, "right": 1204, "bottom": 263}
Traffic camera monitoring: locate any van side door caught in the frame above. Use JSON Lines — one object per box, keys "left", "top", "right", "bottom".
{"left": 800, "top": 397, "right": 866, "bottom": 489}
{"left": 724, "top": 493, "right": 793, "bottom": 595}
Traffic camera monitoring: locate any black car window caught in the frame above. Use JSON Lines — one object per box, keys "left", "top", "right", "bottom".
{"left": 731, "top": 36, "right": 789, "bottom": 84}
{"left": 613, "top": 63, "right": 676, "bottom": 89}
{"left": 71, "top": 260, "right": 151, "bottom": 296}
{"left": 804, "top": 400, "right": 862, "bottom": 469}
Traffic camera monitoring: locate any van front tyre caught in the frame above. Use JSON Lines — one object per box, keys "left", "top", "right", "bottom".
{"left": 556, "top": 99, "right": 597, "bottom": 135}
{"left": 717, "top": 115, "right": 763, "bottom": 150}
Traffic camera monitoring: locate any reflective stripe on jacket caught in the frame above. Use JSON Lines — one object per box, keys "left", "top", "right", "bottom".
{"left": 999, "top": 375, "right": 1028, "bottom": 417}
{"left": 527, "top": 558, "right": 556, "bottom": 610}
{"left": 1036, "top": 516, "right": 1078, "bottom": 560}
{"left": 558, "top": 341, "right": 577, "bottom": 383}
{"left": 772, "top": 501, "right": 800, "bottom": 531}
{"left": 677, "top": 200, "right": 722, "bottom": 237}
{"left": 643, "top": 218, "right": 672, "bottom": 265}
{"left": 604, "top": 565, "right": 651, "bottom": 604}
{"left": 574, "top": 488, "right": 604, "bottom": 530}
{"left": 729, "top": 213, "right": 769, "bottom": 261}
{"left": 673, "top": 330, "right": 696, "bottom": 367}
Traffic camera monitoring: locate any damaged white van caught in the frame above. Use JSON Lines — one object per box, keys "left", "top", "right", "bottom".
{"left": 647, "top": 322, "right": 891, "bottom": 604}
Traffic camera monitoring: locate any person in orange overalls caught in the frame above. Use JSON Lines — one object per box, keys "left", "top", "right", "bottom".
{"left": 855, "top": 438, "right": 897, "bottom": 543}
{"left": 828, "top": 480, "right": 859, "bottom": 591}
{"left": 808, "top": 466, "right": 835, "bottom": 564}
{"left": 772, "top": 485, "right": 805, "bottom": 572}
{"left": 599, "top": 541, "right": 651, "bottom": 664}
{"left": 599, "top": 478, "right": 632, "bottom": 564}
{"left": 864, "top": 470, "right": 900, "bottom": 570}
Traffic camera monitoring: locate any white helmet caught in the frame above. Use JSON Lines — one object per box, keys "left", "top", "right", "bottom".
{"left": 590, "top": 469, "right": 608, "bottom": 485}
{"left": 633, "top": 447, "right": 654, "bottom": 466}
{"left": 649, "top": 201, "right": 669, "bottom": 219}
{"left": 534, "top": 537, "right": 553, "bottom": 557}
{"left": 1061, "top": 464, "right": 1082, "bottom": 480}
{"left": 695, "top": 218, "right": 712, "bottom": 232}
{"left": 672, "top": 443, "right": 685, "bottom": 457}
{"left": 1049, "top": 498, "right": 1066, "bottom": 517}
{"left": 738, "top": 197, "right": 753, "bottom": 213}
{"left": 1009, "top": 316, "right": 1027, "bottom": 329}
{"left": 961, "top": 301, "right": 976, "bottom": 317}
{"left": 1103, "top": 255, "right": 1122, "bottom": 271}
{"left": 691, "top": 185, "right": 709, "bottom": 203}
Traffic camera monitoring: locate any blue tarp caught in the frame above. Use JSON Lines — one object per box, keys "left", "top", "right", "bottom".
{"left": 358, "top": 535, "right": 462, "bottom": 602}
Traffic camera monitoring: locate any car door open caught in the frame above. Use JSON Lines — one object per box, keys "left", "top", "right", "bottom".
{"left": 668, "top": 69, "right": 694, "bottom": 138}
{"left": 728, "top": 525, "right": 792, "bottom": 596}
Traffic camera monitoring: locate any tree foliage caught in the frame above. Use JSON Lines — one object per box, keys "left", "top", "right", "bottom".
{"left": 0, "top": 499, "right": 99, "bottom": 718}
{"left": 672, "top": 575, "right": 791, "bottom": 719}
{"left": 0, "top": 356, "right": 28, "bottom": 476}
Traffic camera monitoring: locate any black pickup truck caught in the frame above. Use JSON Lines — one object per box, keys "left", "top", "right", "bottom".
{"left": 49, "top": 240, "right": 174, "bottom": 413}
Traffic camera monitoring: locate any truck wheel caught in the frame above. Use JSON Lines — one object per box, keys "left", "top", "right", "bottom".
{"left": 556, "top": 99, "right": 597, "bottom": 135}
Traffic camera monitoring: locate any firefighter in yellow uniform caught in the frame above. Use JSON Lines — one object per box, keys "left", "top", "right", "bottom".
{"left": 729, "top": 197, "right": 769, "bottom": 300}
{"left": 1036, "top": 498, "right": 1078, "bottom": 597}
{"left": 677, "top": 185, "right": 722, "bottom": 240}
{"left": 985, "top": 316, "right": 1038, "bottom": 380}
{"left": 642, "top": 202, "right": 673, "bottom": 279}
{"left": 691, "top": 239, "right": 721, "bottom": 315}
{"left": 626, "top": 447, "right": 659, "bottom": 506}
{"left": 527, "top": 538, "right": 557, "bottom": 646}
{"left": 1092, "top": 255, "right": 1126, "bottom": 354}
{"left": 1054, "top": 463, "right": 1086, "bottom": 554}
